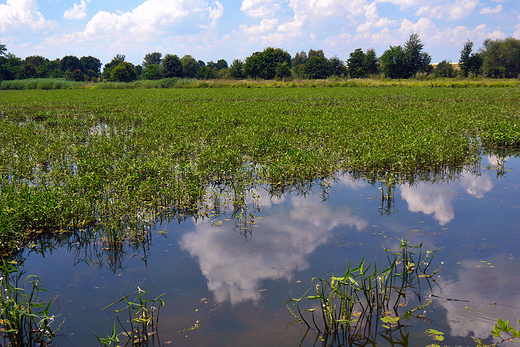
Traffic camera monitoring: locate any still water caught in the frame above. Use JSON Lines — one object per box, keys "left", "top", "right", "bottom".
{"left": 21, "top": 153, "right": 520, "bottom": 346}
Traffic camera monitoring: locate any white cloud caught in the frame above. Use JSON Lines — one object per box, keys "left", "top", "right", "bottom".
{"left": 197, "top": 1, "right": 224, "bottom": 30}
{"left": 240, "top": 18, "right": 279, "bottom": 35}
{"left": 460, "top": 173, "right": 494, "bottom": 198}
{"left": 357, "top": 2, "right": 397, "bottom": 32}
{"left": 64, "top": 0, "right": 90, "bottom": 20}
{"left": 0, "top": 0, "right": 56, "bottom": 32}
{"left": 400, "top": 183, "right": 457, "bottom": 225}
{"left": 480, "top": 4, "right": 502, "bottom": 14}
{"left": 240, "top": 0, "right": 281, "bottom": 18}
{"left": 415, "top": 0, "right": 479, "bottom": 20}
{"left": 180, "top": 192, "right": 367, "bottom": 304}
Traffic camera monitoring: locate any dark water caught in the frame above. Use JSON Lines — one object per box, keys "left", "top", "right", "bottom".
{"left": 20, "top": 153, "right": 520, "bottom": 346}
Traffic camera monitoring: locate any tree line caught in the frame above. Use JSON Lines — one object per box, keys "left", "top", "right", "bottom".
{"left": 1, "top": 34, "right": 519, "bottom": 83}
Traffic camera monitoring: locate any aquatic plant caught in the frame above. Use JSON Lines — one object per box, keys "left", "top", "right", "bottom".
{"left": 96, "top": 284, "right": 164, "bottom": 346}
{"left": 287, "top": 239, "right": 441, "bottom": 345}
{"left": 474, "top": 318, "right": 520, "bottom": 347}
{"left": 0, "top": 259, "right": 61, "bottom": 346}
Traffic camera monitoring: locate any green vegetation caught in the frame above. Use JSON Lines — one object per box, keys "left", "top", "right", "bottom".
{"left": 1, "top": 87, "right": 519, "bottom": 247}
{"left": 0, "top": 259, "right": 61, "bottom": 346}
{"left": 287, "top": 239, "right": 440, "bottom": 345}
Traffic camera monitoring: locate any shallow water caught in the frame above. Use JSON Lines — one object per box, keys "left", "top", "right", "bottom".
{"left": 19, "top": 153, "right": 520, "bottom": 346}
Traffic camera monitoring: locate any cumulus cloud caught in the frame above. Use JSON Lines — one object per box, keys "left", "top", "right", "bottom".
{"left": 180, "top": 192, "right": 368, "bottom": 304}
{"left": 64, "top": 0, "right": 90, "bottom": 20}
{"left": 416, "top": 0, "right": 479, "bottom": 20}
{"left": 357, "top": 2, "right": 397, "bottom": 33}
{"left": 240, "top": 0, "right": 281, "bottom": 18}
{"left": 400, "top": 183, "right": 457, "bottom": 225}
{"left": 480, "top": 4, "right": 502, "bottom": 14}
{"left": 239, "top": 18, "right": 279, "bottom": 35}
{"left": 197, "top": 1, "right": 224, "bottom": 30}
{"left": 460, "top": 173, "right": 494, "bottom": 199}
{"left": 0, "top": 0, "right": 56, "bottom": 32}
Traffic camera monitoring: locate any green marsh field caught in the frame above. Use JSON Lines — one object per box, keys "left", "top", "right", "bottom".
{"left": 1, "top": 86, "right": 520, "bottom": 346}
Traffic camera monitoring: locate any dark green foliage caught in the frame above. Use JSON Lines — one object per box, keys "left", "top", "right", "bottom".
{"left": 244, "top": 47, "right": 291, "bottom": 79}
{"left": 17, "top": 63, "right": 38, "bottom": 79}
{"left": 229, "top": 59, "right": 245, "bottom": 79}
{"left": 79, "top": 56, "right": 101, "bottom": 75}
{"left": 303, "top": 56, "right": 333, "bottom": 79}
{"left": 481, "top": 37, "right": 520, "bottom": 78}
{"left": 141, "top": 64, "right": 163, "bottom": 80}
{"left": 459, "top": 40, "right": 483, "bottom": 77}
{"left": 434, "top": 60, "right": 457, "bottom": 78}
{"left": 110, "top": 62, "right": 137, "bottom": 82}
{"left": 347, "top": 48, "right": 367, "bottom": 78}
{"left": 364, "top": 48, "right": 379, "bottom": 75}
{"left": 162, "top": 54, "right": 183, "bottom": 78}
{"left": 291, "top": 51, "right": 307, "bottom": 78}
{"left": 404, "top": 33, "right": 431, "bottom": 77}
{"left": 142, "top": 52, "right": 162, "bottom": 68}
{"left": 60, "top": 55, "right": 81, "bottom": 73}
{"left": 65, "top": 68, "right": 86, "bottom": 81}
{"left": 102, "top": 55, "right": 126, "bottom": 80}
{"left": 180, "top": 55, "right": 199, "bottom": 78}
{"left": 380, "top": 45, "right": 407, "bottom": 78}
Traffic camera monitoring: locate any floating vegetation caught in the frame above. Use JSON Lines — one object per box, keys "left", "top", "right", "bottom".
{"left": 0, "top": 87, "right": 519, "bottom": 255}
{"left": 0, "top": 259, "right": 61, "bottom": 347}
{"left": 287, "top": 239, "right": 442, "bottom": 345}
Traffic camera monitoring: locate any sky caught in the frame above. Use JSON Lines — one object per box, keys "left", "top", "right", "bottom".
{"left": 0, "top": 0, "right": 519, "bottom": 67}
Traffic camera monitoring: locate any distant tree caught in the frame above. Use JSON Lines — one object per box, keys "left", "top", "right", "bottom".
{"left": 36, "top": 60, "right": 60, "bottom": 78}
{"left": 24, "top": 55, "right": 48, "bottom": 68}
{"left": 110, "top": 62, "right": 137, "bottom": 82}
{"left": 404, "top": 33, "right": 431, "bottom": 77}
{"left": 102, "top": 55, "right": 126, "bottom": 80}
{"left": 459, "top": 40, "right": 483, "bottom": 77}
{"left": 303, "top": 56, "right": 333, "bottom": 79}
{"left": 196, "top": 66, "right": 217, "bottom": 79}
{"left": 291, "top": 51, "right": 307, "bottom": 78}
{"left": 162, "top": 54, "right": 183, "bottom": 78}
{"left": 180, "top": 55, "right": 199, "bottom": 78}
{"left": 0, "top": 41, "right": 6, "bottom": 56}
{"left": 244, "top": 47, "right": 291, "bottom": 79}
{"left": 0, "top": 54, "right": 21, "bottom": 81}
{"left": 347, "top": 48, "right": 367, "bottom": 78}
{"left": 481, "top": 37, "right": 520, "bottom": 78}
{"left": 275, "top": 62, "right": 291, "bottom": 79}
{"left": 140, "top": 64, "right": 162, "bottom": 80}
{"left": 329, "top": 56, "right": 347, "bottom": 77}
{"left": 216, "top": 59, "right": 228, "bottom": 70}
{"left": 60, "top": 55, "right": 82, "bottom": 73}
{"left": 380, "top": 45, "right": 407, "bottom": 79}
{"left": 17, "top": 63, "right": 38, "bottom": 79}
{"left": 364, "top": 48, "right": 380, "bottom": 75}
{"left": 65, "top": 69, "right": 85, "bottom": 81}
{"left": 229, "top": 59, "right": 245, "bottom": 79}
{"left": 142, "top": 52, "right": 162, "bottom": 68}
{"left": 307, "top": 49, "right": 325, "bottom": 59}
{"left": 434, "top": 60, "right": 456, "bottom": 78}
{"left": 80, "top": 56, "right": 101, "bottom": 75}
{"left": 198, "top": 60, "right": 206, "bottom": 67}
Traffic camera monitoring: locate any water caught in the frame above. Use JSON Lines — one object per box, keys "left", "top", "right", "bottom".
{"left": 19, "top": 153, "right": 520, "bottom": 346}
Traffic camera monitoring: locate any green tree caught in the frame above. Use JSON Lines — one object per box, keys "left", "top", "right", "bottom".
{"left": 162, "top": 54, "right": 183, "bottom": 78}
{"left": 380, "top": 45, "right": 407, "bottom": 79}
{"left": 404, "top": 33, "right": 431, "bottom": 77}
{"left": 291, "top": 51, "right": 307, "bottom": 78}
{"left": 275, "top": 62, "right": 291, "bottom": 79}
{"left": 347, "top": 48, "right": 367, "bottom": 78}
{"left": 80, "top": 56, "right": 101, "bottom": 75}
{"left": 102, "top": 55, "right": 126, "bottom": 80}
{"left": 142, "top": 52, "right": 162, "bottom": 68}
{"left": 17, "top": 63, "right": 38, "bottom": 79}
{"left": 433, "top": 60, "right": 456, "bottom": 78}
{"left": 65, "top": 69, "right": 86, "bottom": 81}
{"left": 0, "top": 41, "right": 6, "bottom": 57}
{"left": 110, "top": 62, "right": 137, "bottom": 82}
{"left": 244, "top": 47, "right": 291, "bottom": 79}
{"left": 196, "top": 66, "right": 217, "bottom": 79}
{"left": 364, "top": 48, "right": 380, "bottom": 75}
{"left": 229, "top": 59, "right": 245, "bottom": 79}
{"left": 60, "top": 55, "right": 82, "bottom": 73}
{"left": 481, "top": 37, "right": 520, "bottom": 78}
{"left": 180, "top": 55, "right": 199, "bottom": 78}
{"left": 329, "top": 56, "right": 346, "bottom": 77}
{"left": 303, "top": 56, "right": 333, "bottom": 79}
{"left": 141, "top": 64, "right": 162, "bottom": 80}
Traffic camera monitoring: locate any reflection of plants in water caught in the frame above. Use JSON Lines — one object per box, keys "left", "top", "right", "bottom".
{"left": 287, "top": 239, "right": 441, "bottom": 346}
{"left": 0, "top": 259, "right": 62, "bottom": 347}
{"left": 96, "top": 285, "right": 165, "bottom": 347}
{"left": 474, "top": 318, "right": 520, "bottom": 347}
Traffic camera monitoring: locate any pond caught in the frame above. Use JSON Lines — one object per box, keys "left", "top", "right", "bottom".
{"left": 15, "top": 152, "right": 520, "bottom": 346}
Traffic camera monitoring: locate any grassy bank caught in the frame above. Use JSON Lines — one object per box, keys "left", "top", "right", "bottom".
{"left": 0, "top": 87, "right": 519, "bottom": 246}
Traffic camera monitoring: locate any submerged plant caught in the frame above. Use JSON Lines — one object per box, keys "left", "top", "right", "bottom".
{"left": 0, "top": 259, "right": 61, "bottom": 346}
{"left": 96, "top": 284, "right": 164, "bottom": 347}
{"left": 287, "top": 239, "right": 441, "bottom": 345}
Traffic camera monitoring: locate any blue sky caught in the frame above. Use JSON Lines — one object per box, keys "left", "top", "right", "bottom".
{"left": 1, "top": 0, "right": 519, "bottom": 67}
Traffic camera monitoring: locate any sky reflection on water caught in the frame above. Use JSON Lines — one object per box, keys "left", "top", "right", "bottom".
{"left": 19, "top": 154, "right": 520, "bottom": 346}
